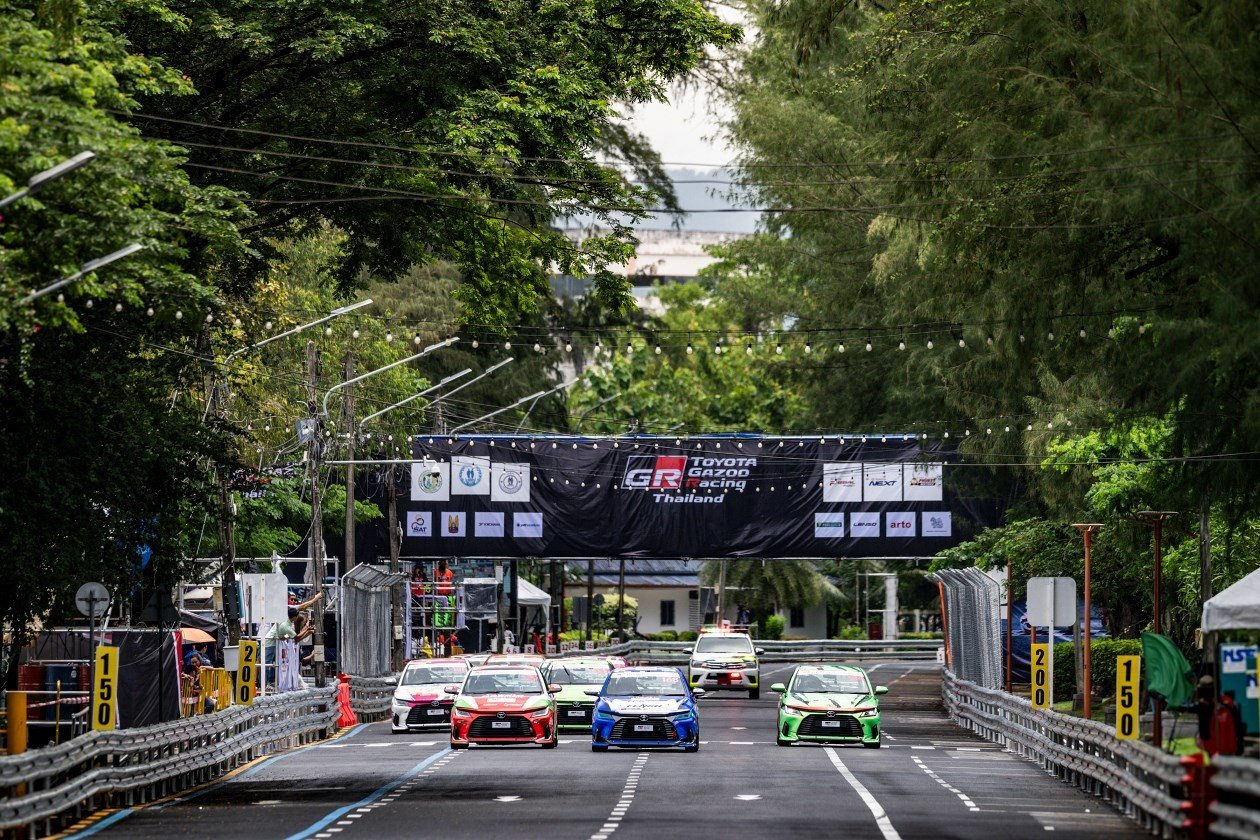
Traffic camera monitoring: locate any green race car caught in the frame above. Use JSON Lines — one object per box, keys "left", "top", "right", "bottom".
{"left": 771, "top": 664, "right": 889, "bottom": 748}
{"left": 541, "top": 658, "right": 614, "bottom": 731}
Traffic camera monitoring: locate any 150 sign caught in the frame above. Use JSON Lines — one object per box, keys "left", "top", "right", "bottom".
{"left": 93, "top": 645, "right": 120, "bottom": 731}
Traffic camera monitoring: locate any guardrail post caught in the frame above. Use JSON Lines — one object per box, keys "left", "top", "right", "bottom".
{"left": 6, "top": 691, "right": 28, "bottom": 758}
{"left": 1179, "top": 754, "right": 1215, "bottom": 840}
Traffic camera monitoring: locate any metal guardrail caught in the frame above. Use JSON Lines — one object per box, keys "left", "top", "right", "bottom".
{"left": 0, "top": 687, "right": 336, "bottom": 837}
{"left": 549, "top": 638, "right": 943, "bottom": 664}
{"left": 347, "top": 676, "right": 396, "bottom": 722}
{"left": 1211, "top": 755, "right": 1260, "bottom": 839}
{"left": 942, "top": 669, "right": 1201, "bottom": 838}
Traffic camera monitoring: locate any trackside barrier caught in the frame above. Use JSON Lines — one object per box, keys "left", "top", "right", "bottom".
{"left": 943, "top": 669, "right": 1201, "bottom": 838}
{"left": 0, "top": 687, "right": 336, "bottom": 838}
{"left": 1210, "top": 756, "right": 1260, "bottom": 839}
{"left": 346, "top": 676, "right": 395, "bottom": 723}
{"left": 548, "top": 638, "right": 942, "bottom": 664}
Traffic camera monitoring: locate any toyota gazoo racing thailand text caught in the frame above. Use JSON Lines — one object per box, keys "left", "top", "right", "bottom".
{"left": 621, "top": 455, "right": 755, "bottom": 504}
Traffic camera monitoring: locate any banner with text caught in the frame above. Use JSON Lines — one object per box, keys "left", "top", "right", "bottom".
{"left": 404, "top": 435, "right": 961, "bottom": 558}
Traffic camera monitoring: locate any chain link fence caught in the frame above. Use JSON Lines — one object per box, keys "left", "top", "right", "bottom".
{"left": 339, "top": 564, "right": 407, "bottom": 678}
{"left": 935, "top": 567, "right": 1003, "bottom": 689}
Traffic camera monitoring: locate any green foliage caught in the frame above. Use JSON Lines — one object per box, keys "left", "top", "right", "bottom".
{"left": 700, "top": 559, "right": 838, "bottom": 616}
{"left": 677, "top": 630, "right": 699, "bottom": 642}
{"left": 761, "top": 614, "right": 785, "bottom": 640}
{"left": 1052, "top": 639, "right": 1144, "bottom": 701}
{"left": 833, "top": 625, "right": 866, "bottom": 641}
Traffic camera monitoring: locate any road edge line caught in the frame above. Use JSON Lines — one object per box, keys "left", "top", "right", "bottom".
{"left": 824, "top": 746, "right": 902, "bottom": 840}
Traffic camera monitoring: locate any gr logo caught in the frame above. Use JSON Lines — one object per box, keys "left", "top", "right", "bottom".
{"left": 623, "top": 456, "right": 687, "bottom": 490}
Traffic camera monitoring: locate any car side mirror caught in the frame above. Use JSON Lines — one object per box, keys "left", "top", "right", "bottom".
{"left": 548, "top": 684, "right": 562, "bottom": 694}
{"left": 874, "top": 686, "right": 889, "bottom": 695}
{"left": 754, "top": 648, "right": 765, "bottom": 655}
{"left": 584, "top": 689, "right": 601, "bottom": 697}
{"left": 770, "top": 683, "right": 787, "bottom": 694}
{"left": 443, "top": 684, "right": 460, "bottom": 695}
{"left": 692, "top": 687, "right": 706, "bottom": 698}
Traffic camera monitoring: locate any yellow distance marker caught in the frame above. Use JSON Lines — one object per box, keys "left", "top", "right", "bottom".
{"left": 1115, "top": 655, "right": 1141, "bottom": 739}
{"left": 1030, "top": 643, "right": 1051, "bottom": 709}
{"left": 236, "top": 640, "right": 259, "bottom": 706}
{"left": 92, "top": 645, "right": 120, "bottom": 731}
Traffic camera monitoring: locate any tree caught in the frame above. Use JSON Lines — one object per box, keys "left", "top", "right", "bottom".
{"left": 700, "top": 559, "right": 837, "bottom": 617}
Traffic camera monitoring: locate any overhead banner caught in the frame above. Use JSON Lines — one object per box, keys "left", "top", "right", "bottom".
{"left": 404, "top": 435, "right": 961, "bottom": 559}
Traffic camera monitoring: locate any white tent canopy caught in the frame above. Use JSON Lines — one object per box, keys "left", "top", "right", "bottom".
{"left": 1201, "top": 566, "right": 1260, "bottom": 631}
{"left": 516, "top": 576, "right": 551, "bottom": 608}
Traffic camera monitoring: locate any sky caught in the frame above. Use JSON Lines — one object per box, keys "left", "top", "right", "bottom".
{"left": 627, "top": 83, "right": 736, "bottom": 168}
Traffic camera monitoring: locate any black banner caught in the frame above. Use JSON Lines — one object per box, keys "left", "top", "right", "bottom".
{"left": 403, "top": 435, "right": 961, "bottom": 559}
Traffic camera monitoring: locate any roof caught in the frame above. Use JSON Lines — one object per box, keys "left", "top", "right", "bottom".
{"left": 1202, "top": 566, "right": 1260, "bottom": 631}
{"left": 566, "top": 558, "right": 705, "bottom": 588}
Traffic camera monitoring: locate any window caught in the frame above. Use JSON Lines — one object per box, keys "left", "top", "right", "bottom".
{"left": 660, "top": 600, "right": 676, "bottom": 627}
{"left": 789, "top": 607, "right": 805, "bottom": 628}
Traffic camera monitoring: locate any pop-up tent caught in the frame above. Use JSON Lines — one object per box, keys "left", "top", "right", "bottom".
{"left": 1202, "top": 566, "right": 1260, "bottom": 631}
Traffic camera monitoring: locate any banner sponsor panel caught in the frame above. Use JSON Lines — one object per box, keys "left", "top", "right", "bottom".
{"left": 402, "top": 436, "right": 962, "bottom": 558}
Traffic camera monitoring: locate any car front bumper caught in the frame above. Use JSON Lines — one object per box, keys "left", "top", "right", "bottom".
{"left": 451, "top": 712, "right": 555, "bottom": 745}
{"left": 592, "top": 714, "right": 699, "bottom": 748}
{"left": 688, "top": 666, "right": 759, "bottom": 691}
{"left": 777, "top": 710, "right": 880, "bottom": 743}
{"left": 392, "top": 700, "right": 454, "bottom": 731}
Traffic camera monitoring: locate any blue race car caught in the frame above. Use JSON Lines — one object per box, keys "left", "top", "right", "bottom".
{"left": 588, "top": 666, "right": 703, "bottom": 752}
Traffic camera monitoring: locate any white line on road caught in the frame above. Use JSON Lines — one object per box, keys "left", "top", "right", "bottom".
{"left": 824, "top": 748, "right": 901, "bottom": 840}
{"left": 589, "top": 752, "right": 649, "bottom": 840}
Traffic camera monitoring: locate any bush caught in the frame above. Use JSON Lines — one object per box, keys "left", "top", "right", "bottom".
{"left": 1052, "top": 638, "right": 1143, "bottom": 699}
{"left": 678, "top": 630, "right": 699, "bottom": 642}
{"left": 643, "top": 631, "right": 678, "bottom": 641}
{"left": 762, "top": 615, "right": 785, "bottom": 640}
{"left": 832, "top": 625, "right": 865, "bottom": 640}
{"left": 900, "top": 632, "right": 944, "bottom": 640}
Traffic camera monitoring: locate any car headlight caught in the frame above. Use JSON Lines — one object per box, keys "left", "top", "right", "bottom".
{"left": 781, "top": 705, "right": 805, "bottom": 716}
{"left": 452, "top": 708, "right": 471, "bottom": 719}
{"left": 857, "top": 708, "right": 879, "bottom": 718}
{"left": 530, "top": 707, "right": 551, "bottom": 718}
{"left": 691, "top": 660, "right": 703, "bottom": 668}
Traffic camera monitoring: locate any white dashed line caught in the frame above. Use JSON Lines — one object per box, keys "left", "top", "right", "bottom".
{"left": 589, "top": 753, "right": 649, "bottom": 840}
{"left": 824, "top": 748, "right": 901, "bottom": 840}
{"left": 912, "top": 757, "right": 979, "bottom": 810}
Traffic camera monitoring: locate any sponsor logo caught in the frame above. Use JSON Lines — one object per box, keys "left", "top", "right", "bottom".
{"left": 420, "top": 473, "right": 444, "bottom": 494}
{"left": 458, "top": 463, "right": 484, "bottom": 488}
{"left": 851, "top": 514, "right": 881, "bottom": 538}
{"left": 499, "top": 470, "right": 523, "bottom": 494}
{"left": 440, "top": 511, "right": 466, "bottom": 537}
{"left": 867, "top": 479, "right": 897, "bottom": 487}
{"left": 406, "top": 511, "right": 432, "bottom": 538}
{"left": 886, "top": 512, "right": 917, "bottom": 537}
{"left": 474, "top": 512, "right": 504, "bottom": 538}
{"left": 814, "top": 512, "right": 845, "bottom": 538}
{"left": 513, "top": 512, "right": 543, "bottom": 539}
{"left": 922, "top": 512, "right": 952, "bottom": 537}
{"left": 623, "top": 455, "right": 754, "bottom": 503}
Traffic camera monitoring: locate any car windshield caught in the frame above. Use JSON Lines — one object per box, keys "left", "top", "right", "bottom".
{"left": 791, "top": 672, "right": 870, "bottom": 694}
{"left": 462, "top": 671, "right": 544, "bottom": 695}
{"left": 545, "top": 664, "right": 610, "bottom": 685}
{"left": 693, "top": 636, "right": 754, "bottom": 654}
{"left": 400, "top": 666, "right": 465, "bottom": 686}
{"left": 604, "top": 673, "right": 687, "bottom": 696}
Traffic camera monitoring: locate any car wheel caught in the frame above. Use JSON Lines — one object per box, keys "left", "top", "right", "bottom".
{"left": 863, "top": 739, "right": 881, "bottom": 749}
{"left": 777, "top": 737, "right": 792, "bottom": 747}
{"left": 591, "top": 743, "right": 609, "bottom": 752}
{"left": 450, "top": 741, "right": 468, "bottom": 750}
{"left": 684, "top": 742, "right": 699, "bottom": 753}
{"left": 541, "top": 735, "right": 558, "bottom": 749}
{"left": 749, "top": 688, "right": 760, "bottom": 700}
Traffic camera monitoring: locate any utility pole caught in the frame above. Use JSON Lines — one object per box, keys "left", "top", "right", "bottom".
{"left": 616, "top": 558, "right": 626, "bottom": 641}
{"left": 200, "top": 325, "right": 242, "bottom": 646}
{"left": 343, "top": 351, "right": 356, "bottom": 571}
{"left": 1200, "top": 489, "right": 1214, "bottom": 666}
{"left": 388, "top": 462, "right": 404, "bottom": 670}
{"left": 585, "top": 559, "right": 595, "bottom": 648}
{"left": 306, "top": 341, "right": 327, "bottom": 688}
{"left": 715, "top": 559, "right": 728, "bottom": 625}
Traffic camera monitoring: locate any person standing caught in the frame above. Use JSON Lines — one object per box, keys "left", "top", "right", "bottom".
{"left": 434, "top": 559, "right": 455, "bottom": 628}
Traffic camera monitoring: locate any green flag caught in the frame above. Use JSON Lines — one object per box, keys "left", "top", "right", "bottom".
{"left": 1141, "top": 632, "right": 1195, "bottom": 708}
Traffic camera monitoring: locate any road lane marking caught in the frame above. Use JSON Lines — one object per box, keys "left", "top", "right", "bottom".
{"left": 912, "top": 756, "right": 979, "bottom": 811}
{"left": 734, "top": 795, "right": 761, "bottom": 801}
{"left": 824, "top": 748, "right": 901, "bottom": 840}
{"left": 589, "top": 752, "right": 649, "bottom": 840}
{"left": 821, "top": 750, "right": 902, "bottom": 840}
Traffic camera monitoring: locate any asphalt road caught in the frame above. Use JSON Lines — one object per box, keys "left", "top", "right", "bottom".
{"left": 63, "top": 662, "right": 1146, "bottom": 840}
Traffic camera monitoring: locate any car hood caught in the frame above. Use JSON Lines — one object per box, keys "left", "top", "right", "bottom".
{"left": 456, "top": 694, "right": 549, "bottom": 712}
{"left": 693, "top": 652, "right": 756, "bottom": 664}
{"left": 553, "top": 685, "right": 599, "bottom": 704}
{"left": 601, "top": 695, "right": 691, "bottom": 715}
{"left": 395, "top": 684, "right": 452, "bottom": 703}
{"left": 785, "top": 692, "right": 876, "bottom": 711}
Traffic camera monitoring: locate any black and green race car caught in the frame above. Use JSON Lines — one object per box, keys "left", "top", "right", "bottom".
{"left": 540, "top": 658, "right": 614, "bottom": 731}
{"left": 771, "top": 664, "right": 888, "bottom": 748}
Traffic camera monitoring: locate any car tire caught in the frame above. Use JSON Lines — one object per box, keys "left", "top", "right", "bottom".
{"left": 863, "top": 739, "right": 881, "bottom": 749}
{"left": 684, "top": 742, "right": 699, "bottom": 753}
{"left": 749, "top": 688, "right": 760, "bottom": 700}
{"left": 450, "top": 741, "right": 468, "bottom": 750}
{"left": 541, "top": 735, "right": 558, "bottom": 749}
{"left": 777, "top": 737, "right": 792, "bottom": 747}
{"left": 591, "top": 744, "right": 609, "bottom": 752}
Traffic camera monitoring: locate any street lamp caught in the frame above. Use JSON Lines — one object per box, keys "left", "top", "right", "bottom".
{"left": 1071, "top": 523, "right": 1103, "bottom": 719}
{"left": 449, "top": 379, "right": 576, "bottom": 434}
{"left": 222, "top": 298, "right": 373, "bottom": 366}
{"left": 0, "top": 151, "right": 96, "bottom": 211}
{"left": 322, "top": 337, "right": 458, "bottom": 419}
{"left": 358, "top": 368, "right": 474, "bottom": 433}
{"left": 1135, "top": 510, "right": 1177, "bottom": 747}
{"left": 21, "top": 242, "right": 144, "bottom": 304}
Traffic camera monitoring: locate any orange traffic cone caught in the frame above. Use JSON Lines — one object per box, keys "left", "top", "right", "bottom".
{"left": 336, "top": 674, "right": 357, "bottom": 728}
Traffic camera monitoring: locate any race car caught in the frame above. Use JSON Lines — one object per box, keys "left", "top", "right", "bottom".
{"left": 448, "top": 665, "right": 559, "bottom": 749}
{"left": 390, "top": 658, "right": 469, "bottom": 733}
{"left": 688, "top": 629, "right": 763, "bottom": 699}
{"left": 459, "top": 652, "right": 493, "bottom": 667}
{"left": 483, "top": 653, "right": 547, "bottom": 668}
{"left": 771, "top": 664, "right": 888, "bottom": 748}
{"left": 541, "top": 658, "right": 613, "bottom": 731}
{"left": 589, "top": 666, "right": 702, "bottom": 752}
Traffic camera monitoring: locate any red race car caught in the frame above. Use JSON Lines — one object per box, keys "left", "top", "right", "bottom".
{"left": 391, "top": 658, "right": 470, "bottom": 734}
{"left": 448, "top": 665, "right": 559, "bottom": 749}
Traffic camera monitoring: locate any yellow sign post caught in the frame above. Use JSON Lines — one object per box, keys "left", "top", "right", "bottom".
{"left": 1115, "top": 655, "right": 1141, "bottom": 739}
{"left": 1030, "top": 643, "right": 1051, "bottom": 709}
{"left": 92, "top": 645, "right": 120, "bottom": 731}
{"left": 236, "top": 641, "right": 259, "bottom": 706}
